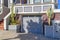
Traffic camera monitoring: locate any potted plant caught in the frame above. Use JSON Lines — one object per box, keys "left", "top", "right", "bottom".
{"left": 44, "top": 8, "right": 54, "bottom": 38}
{"left": 8, "top": 3, "right": 21, "bottom": 32}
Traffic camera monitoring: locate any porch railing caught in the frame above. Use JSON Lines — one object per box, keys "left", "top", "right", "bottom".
{"left": 14, "top": 4, "right": 54, "bottom": 14}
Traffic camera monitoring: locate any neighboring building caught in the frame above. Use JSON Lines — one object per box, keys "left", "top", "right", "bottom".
{"left": 0, "top": 0, "right": 9, "bottom": 30}
{"left": 3, "top": 0, "right": 60, "bottom": 34}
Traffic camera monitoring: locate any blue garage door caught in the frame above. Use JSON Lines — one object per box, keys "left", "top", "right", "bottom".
{"left": 22, "top": 15, "right": 43, "bottom": 34}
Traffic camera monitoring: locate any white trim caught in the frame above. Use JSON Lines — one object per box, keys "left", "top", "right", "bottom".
{"left": 14, "top": 9, "right": 60, "bottom": 14}
{"left": 15, "top": 4, "right": 54, "bottom": 7}
{"left": 4, "top": 12, "right": 11, "bottom": 30}
{"left": 4, "top": 19, "right": 6, "bottom": 30}
{"left": 4, "top": 12, "right": 11, "bottom": 19}
{"left": 17, "top": 12, "right": 46, "bottom": 14}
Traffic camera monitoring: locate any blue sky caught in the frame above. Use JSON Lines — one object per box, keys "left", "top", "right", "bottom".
{"left": 58, "top": 0, "right": 60, "bottom": 9}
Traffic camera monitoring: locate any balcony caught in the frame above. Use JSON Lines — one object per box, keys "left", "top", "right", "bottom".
{"left": 8, "top": 0, "right": 58, "bottom": 7}
{"left": 14, "top": 4, "right": 54, "bottom": 14}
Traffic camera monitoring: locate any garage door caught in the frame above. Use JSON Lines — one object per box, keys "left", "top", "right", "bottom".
{"left": 22, "top": 15, "right": 43, "bottom": 34}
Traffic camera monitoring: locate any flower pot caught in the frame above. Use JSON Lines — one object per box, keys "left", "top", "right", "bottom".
{"left": 8, "top": 25, "right": 21, "bottom": 33}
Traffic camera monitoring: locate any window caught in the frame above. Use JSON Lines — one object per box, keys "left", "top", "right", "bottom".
{"left": 55, "top": 0, "right": 58, "bottom": 3}
{"left": 43, "top": 0, "right": 51, "bottom": 3}
{"left": 34, "top": 0, "right": 41, "bottom": 4}
{"left": 54, "top": 4, "right": 58, "bottom": 9}
{"left": 13, "top": 0, "right": 20, "bottom": 4}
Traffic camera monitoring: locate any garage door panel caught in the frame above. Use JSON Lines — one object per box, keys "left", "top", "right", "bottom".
{"left": 23, "top": 16, "right": 43, "bottom": 34}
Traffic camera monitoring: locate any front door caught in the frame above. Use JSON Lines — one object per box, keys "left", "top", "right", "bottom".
{"left": 22, "top": 15, "right": 43, "bottom": 34}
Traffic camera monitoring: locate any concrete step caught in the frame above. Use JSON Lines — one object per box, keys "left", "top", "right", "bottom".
{"left": 0, "top": 27, "right": 4, "bottom": 30}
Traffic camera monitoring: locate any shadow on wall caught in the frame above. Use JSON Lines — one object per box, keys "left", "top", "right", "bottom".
{"left": 27, "top": 18, "right": 43, "bottom": 34}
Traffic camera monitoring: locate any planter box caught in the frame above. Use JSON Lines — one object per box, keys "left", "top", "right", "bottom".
{"left": 44, "top": 25, "right": 60, "bottom": 38}
{"left": 44, "top": 21, "right": 60, "bottom": 38}
{"left": 8, "top": 25, "right": 21, "bottom": 33}
{"left": 44, "top": 25, "right": 54, "bottom": 38}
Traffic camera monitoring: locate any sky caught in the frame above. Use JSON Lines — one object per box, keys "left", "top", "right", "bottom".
{"left": 58, "top": 0, "right": 60, "bottom": 9}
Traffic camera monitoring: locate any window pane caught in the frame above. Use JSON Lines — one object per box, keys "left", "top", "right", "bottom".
{"left": 43, "top": 0, "right": 51, "bottom": 3}
{"left": 34, "top": 0, "right": 41, "bottom": 4}
{"left": 54, "top": 4, "right": 58, "bottom": 9}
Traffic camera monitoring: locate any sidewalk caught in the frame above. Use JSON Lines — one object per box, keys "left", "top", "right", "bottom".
{"left": 0, "top": 30, "right": 20, "bottom": 40}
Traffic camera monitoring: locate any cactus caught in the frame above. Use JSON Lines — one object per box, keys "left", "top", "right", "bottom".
{"left": 46, "top": 8, "right": 53, "bottom": 25}
{"left": 10, "top": 3, "right": 16, "bottom": 25}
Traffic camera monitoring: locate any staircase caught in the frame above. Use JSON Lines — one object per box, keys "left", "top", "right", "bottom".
{"left": 0, "top": 20, "right": 4, "bottom": 30}
{"left": 0, "top": 6, "right": 9, "bottom": 30}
